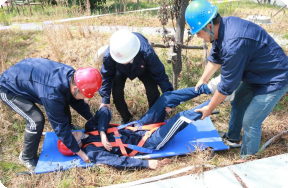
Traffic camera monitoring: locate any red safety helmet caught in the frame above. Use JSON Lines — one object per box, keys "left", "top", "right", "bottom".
{"left": 57, "top": 139, "right": 74, "bottom": 156}
{"left": 74, "top": 68, "right": 102, "bottom": 98}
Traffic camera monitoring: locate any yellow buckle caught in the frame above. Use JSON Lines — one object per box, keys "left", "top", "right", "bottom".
{"left": 145, "top": 131, "right": 152, "bottom": 138}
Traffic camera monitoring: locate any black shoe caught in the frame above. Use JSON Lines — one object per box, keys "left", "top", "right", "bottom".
{"left": 19, "top": 151, "right": 38, "bottom": 171}
{"left": 218, "top": 131, "right": 241, "bottom": 148}
{"left": 226, "top": 140, "right": 241, "bottom": 148}
{"left": 218, "top": 131, "right": 227, "bottom": 138}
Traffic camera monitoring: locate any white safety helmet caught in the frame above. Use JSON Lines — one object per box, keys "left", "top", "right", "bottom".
{"left": 109, "top": 29, "right": 140, "bottom": 64}
{"left": 94, "top": 45, "right": 109, "bottom": 64}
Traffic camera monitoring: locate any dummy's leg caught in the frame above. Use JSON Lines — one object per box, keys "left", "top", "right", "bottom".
{"left": 0, "top": 91, "right": 44, "bottom": 170}
{"left": 139, "top": 84, "right": 211, "bottom": 125}
{"left": 144, "top": 100, "right": 210, "bottom": 150}
{"left": 207, "top": 75, "right": 235, "bottom": 101}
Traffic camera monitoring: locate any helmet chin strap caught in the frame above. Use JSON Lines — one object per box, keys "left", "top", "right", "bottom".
{"left": 203, "top": 20, "right": 215, "bottom": 42}
{"left": 73, "top": 88, "right": 79, "bottom": 98}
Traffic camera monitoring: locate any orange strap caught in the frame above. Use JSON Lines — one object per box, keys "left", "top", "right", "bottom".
{"left": 84, "top": 122, "right": 165, "bottom": 157}
{"left": 113, "top": 129, "right": 128, "bottom": 156}
{"left": 126, "top": 122, "right": 165, "bottom": 131}
{"left": 84, "top": 142, "right": 118, "bottom": 148}
{"left": 128, "top": 127, "right": 159, "bottom": 156}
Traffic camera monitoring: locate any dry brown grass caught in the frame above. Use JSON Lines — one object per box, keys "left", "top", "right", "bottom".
{"left": 1, "top": 1, "right": 288, "bottom": 187}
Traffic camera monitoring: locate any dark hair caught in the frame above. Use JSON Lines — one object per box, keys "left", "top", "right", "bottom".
{"left": 212, "top": 13, "right": 221, "bottom": 25}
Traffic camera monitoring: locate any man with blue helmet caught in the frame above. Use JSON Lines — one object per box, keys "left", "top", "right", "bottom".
{"left": 185, "top": 0, "right": 288, "bottom": 158}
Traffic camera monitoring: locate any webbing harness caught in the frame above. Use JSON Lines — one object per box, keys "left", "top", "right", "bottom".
{"left": 83, "top": 122, "right": 165, "bottom": 157}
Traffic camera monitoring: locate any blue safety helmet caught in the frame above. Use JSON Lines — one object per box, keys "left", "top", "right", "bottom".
{"left": 185, "top": 0, "right": 218, "bottom": 41}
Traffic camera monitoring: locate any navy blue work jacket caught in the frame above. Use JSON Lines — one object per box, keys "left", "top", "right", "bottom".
{"left": 99, "top": 32, "right": 173, "bottom": 104}
{"left": 83, "top": 107, "right": 148, "bottom": 169}
{"left": 208, "top": 16, "right": 288, "bottom": 95}
{"left": 0, "top": 58, "right": 92, "bottom": 153}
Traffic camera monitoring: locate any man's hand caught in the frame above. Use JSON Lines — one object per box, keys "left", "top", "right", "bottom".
{"left": 194, "top": 105, "right": 213, "bottom": 120}
{"left": 99, "top": 103, "right": 111, "bottom": 110}
{"left": 195, "top": 90, "right": 226, "bottom": 120}
{"left": 100, "top": 131, "right": 112, "bottom": 151}
{"left": 148, "top": 160, "right": 159, "bottom": 170}
{"left": 195, "top": 79, "right": 206, "bottom": 91}
{"left": 76, "top": 150, "right": 90, "bottom": 163}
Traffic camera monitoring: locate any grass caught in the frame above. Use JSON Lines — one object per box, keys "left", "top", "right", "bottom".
{"left": 0, "top": 0, "right": 288, "bottom": 187}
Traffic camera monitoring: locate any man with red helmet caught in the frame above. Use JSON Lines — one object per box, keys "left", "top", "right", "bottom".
{"left": 0, "top": 58, "right": 102, "bottom": 171}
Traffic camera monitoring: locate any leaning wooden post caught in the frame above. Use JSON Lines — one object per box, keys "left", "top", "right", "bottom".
{"left": 21, "top": 4, "right": 24, "bottom": 15}
{"left": 15, "top": 4, "right": 20, "bottom": 15}
{"left": 41, "top": 2, "right": 44, "bottom": 13}
{"left": 27, "top": 0, "right": 33, "bottom": 16}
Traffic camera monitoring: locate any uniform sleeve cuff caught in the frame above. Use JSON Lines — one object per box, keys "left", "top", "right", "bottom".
{"left": 217, "top": 85, "right": 232, "bottom": 95}
{"left": 142, "top": 160, "right": 149, "bottom": 168}
{"left": 102, "top": 98, "right": 110, "bottom": 104}
{"left": 70, "top": 146, "right": 81, "bottom": 153}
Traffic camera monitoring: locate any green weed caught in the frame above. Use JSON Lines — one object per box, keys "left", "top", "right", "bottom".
{"left": 274, "top": 93, "right": 288, "bottom": 112}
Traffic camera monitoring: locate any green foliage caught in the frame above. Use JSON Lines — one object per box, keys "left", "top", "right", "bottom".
{"left": 0, "top": 162, "right": 22, "bottom": 186}
{"left": 284, "top": 33, "right": 288, "bottom": 39}
{"left": 0, "top": 161, "right": 20, "bottom": 172}
{"left": 274, "top": 93, "right": 288, "bottom": 112}
{"left": 180, "top": 53, "right": 204, "bottom": 88}
{"left": 0, "top": 9, "right": 11, "bottom": 25}
{"left": 68, "top": 0, "right": 106, "bottom": 11}
{"left": 216, "top": 0, "right": 278, "bottom": 17}
{"left": 104, "top": 1, "right": 158, "bottom": 13}
{"left": 57, "top": 176, "right": 74, "bottom": 188}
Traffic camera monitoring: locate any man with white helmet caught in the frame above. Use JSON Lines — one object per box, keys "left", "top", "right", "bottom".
{"left": 0, "top": 58, "right": 102, "bottom": 170}
{"left": 99, "top": 29, "right": 173, "bottom": 124}
{"left": 185, "top": 0, "right": 288, "bottom": 158}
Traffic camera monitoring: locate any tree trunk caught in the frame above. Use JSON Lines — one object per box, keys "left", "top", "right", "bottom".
{"left": 173, "top": 0, "right": 189, "bottom": 89}
{"left": 120, "top": 0, "right": 123, "bottom": 12}
{"left": 86, "top": 0, "right": 91, "bottom": 14}
{"left": 114, "top": 0, "right": 117, "bottom": 13}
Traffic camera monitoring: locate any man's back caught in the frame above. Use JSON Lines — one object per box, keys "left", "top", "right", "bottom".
{"left": 210, "top": 16, "right": 288, "bottom": 95}
{"left": 0, "top": 58, "right": 74, "bottom": 104}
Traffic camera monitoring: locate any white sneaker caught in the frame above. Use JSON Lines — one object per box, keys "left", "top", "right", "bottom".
{"left": 19, "top": 151, "right": 37, "bottom": 171}
{"left": 207, "top": 75, "right": 235, "bottom": 102}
